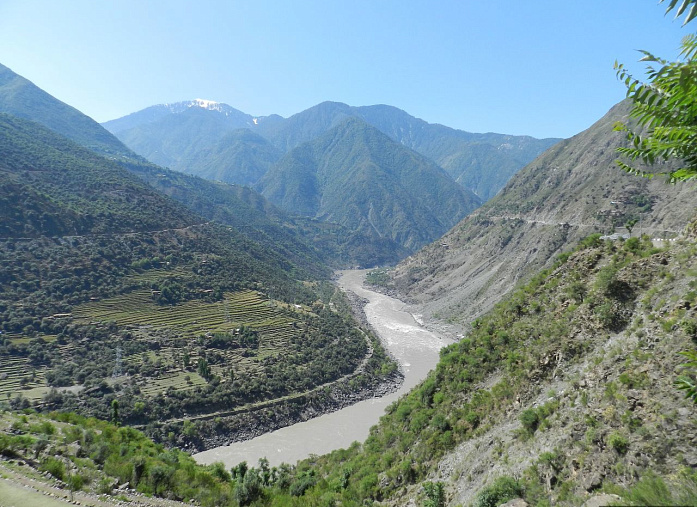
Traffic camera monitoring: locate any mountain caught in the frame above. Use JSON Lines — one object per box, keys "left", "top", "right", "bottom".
{"left": 0, "top": 113, "right": 197, "bottom": 237}
{"left": 103, "top": 99, "right": 283, "bottom": 173}
{"left": 0, "top": 63, "right": 133, "bottom": 159}
{"left": 257, "top": 116, "right": 482, "bottom": 252}
{"left": 0, "top": 111, "right": 399, "bottom": 442}
{"left": 177, "top": 128, "right": 282, "bottom": 186}
{"left": 256, "top": 101, "right": 561, "bottom": 200}
{"left": 102, "top": 98, "right": 260, "bottom": 134}
{"left": 0, "top": 63, "right": 401, "bottom": 267}
{"left": 4, "top": 219, "right": 696, "bottom": 506}
{"left": 389, "top": 100, "right": 697, "bottom": 327}
{"left": 106, "top": 99, "right": 559, "bottom": 200}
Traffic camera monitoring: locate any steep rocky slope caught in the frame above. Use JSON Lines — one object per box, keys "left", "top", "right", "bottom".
{"left": 391, "top": 100, "right": 697, "bottom": 330}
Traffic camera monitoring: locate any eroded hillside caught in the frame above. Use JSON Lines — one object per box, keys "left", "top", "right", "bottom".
{"left": 391, "top": 101, "right": 697, "bottom": 330}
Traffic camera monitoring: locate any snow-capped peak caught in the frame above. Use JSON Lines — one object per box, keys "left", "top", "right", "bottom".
{"left": 191, "top": 98, "right": 220, "bottom": 110}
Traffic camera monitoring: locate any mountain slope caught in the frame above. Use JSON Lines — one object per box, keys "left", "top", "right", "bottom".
{"left": 0, "top": 63, "right": 133, "bottom": 158}
{"left": 0, "top": 64, "right": 399, "bottom": 268}
{"left": 0, "top": 112, "right": 399, "bottom": 442}
{"left": 390, "top": 100, "right": 697, "bottom": 327}
{"left": 298, "top": 223, "right": 697, "bottom": 506}
{"left": 257, "top": 117, "right": 482, "bottom": 252}
{"left": 0, "top": 113, "right": 198, "bottom": 237}
{"left": 258, "top": 101, "right": 560, "bottom": 199}
{"left": 178, "top": 128, "right": 283, "bottom": 186}
{"left": 354, "top": 103, "right": 561, "bottom": 199}
{"left": 103, "top": 100, "right": 282, "bottom": 175}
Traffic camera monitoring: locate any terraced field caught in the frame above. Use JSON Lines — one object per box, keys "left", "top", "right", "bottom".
{"left": 0, "top": 356, "right": 48, "bottom": 401}
{"left": 69, "top": 289, "right": 308, "bottom": 401}
{"left": 137, "top": 370, "right": 208, "bottom": 397}
{"left": 73, "top": 289, "right": 288, "bottom": 339}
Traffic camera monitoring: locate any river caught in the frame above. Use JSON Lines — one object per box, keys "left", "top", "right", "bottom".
{"left": 194, "top": 269, "right": 452, "bottom": 468}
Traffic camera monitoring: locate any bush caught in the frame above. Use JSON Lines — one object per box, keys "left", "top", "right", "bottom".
{"left": 474, "top": 476, "right": 523, "bottom": 507}
{"left": 41, "top": 456, "right": 65, "bottom": 480}
{"left": 520, "top": 408, "right": 539, "bottom": 434}
{"left": 607, "top": 432, "right": 629, "bottom": 454}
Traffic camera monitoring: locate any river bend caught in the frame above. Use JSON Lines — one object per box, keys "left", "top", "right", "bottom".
{"left": 194, "top": 269, "right": 451, "bottom": 468}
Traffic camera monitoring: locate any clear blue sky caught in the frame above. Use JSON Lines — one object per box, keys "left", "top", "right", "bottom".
{"left": 0, "top": 1, "right": 691, "bottom": 139}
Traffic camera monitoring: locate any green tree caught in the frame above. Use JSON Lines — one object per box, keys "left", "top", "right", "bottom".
{"left": 662, "top": 0, "right": 697, "bottom": 25}
{"left": 614, "top": 2, "right": 697, "bottom": 181}
{"left": 111, "top": 399, "right": 119, "bottom": 425}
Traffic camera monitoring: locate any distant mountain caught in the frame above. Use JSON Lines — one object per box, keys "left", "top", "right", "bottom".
{"left": 390, "top": 100, "right": 697, "bottom": 326}
{"left": 0, "top": 64, "right": 399, "bottom": 267}
{"left": 103, "top": 99, "right": 260, "bottom": 134}
{"left": 0, "top": 63, "right": 133, "bottom": 158}
{"left": 103, "top": 100, "right": 283, "bottom": 173}
{"left": 106, "top": 100, "right": 559, "bottom": 200}
{"left": 258, "top": 101, "right": 561, "bottom": 200}
{"left": 257, "top": 117, "right": 482, "bottom": 252}
{"left": 354, "top": 104, "right": 560, "bottom": 200}
{"left": 177, "top": 128, "right": 282, "bottom": 186}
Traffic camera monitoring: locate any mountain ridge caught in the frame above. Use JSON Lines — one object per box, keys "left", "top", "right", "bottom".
{"left": 390, "top": 100, "right": 697, "bottom": 328}
{"left": 257, "top": 116, "right": 482, "bottom": 252}
{"left": 104, "top": 99, "right": 560, "bottom": 200}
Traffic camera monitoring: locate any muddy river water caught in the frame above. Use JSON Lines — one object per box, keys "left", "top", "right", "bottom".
{"left": 194, "top": 269, "right": 452, "bottom": 468}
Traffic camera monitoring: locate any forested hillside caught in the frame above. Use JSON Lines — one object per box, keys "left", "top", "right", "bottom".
{"left": 0, "top": 63, "right": 133, "bottom": 158}
{"left": 3, "top": 224, "right": 696, "bottom": 506}
{"left": 0, "top": 113, "right": 398, "bottom": 449}
{"left": 258, "top": 117, "right": 482, "bottom": 252}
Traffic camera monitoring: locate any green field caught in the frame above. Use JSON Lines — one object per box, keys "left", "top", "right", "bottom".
{"left": 69, "top": 289, "right": 305, "bottom": 401}
{"left": 0, "top": 356, "right": 47, "bottom": 401}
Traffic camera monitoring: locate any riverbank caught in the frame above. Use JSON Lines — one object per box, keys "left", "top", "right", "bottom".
{"left": 195, "top": 270, "right": 452, "bottom": 468}
{"left": 170, "top": 275, "right": 403, "bottom": 453}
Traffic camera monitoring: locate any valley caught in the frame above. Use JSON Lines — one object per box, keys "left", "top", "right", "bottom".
{"left": 1, "top": 16, "right": 697, "bottom": 504}
{"left": 195, "top": 269, "right": 452, "bottom": 468}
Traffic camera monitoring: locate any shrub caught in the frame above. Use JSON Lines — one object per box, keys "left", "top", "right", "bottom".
{"left": 474, "top": 476, "right": 523, "bottom": 507}
{"left": 607, "top": 432, "right": 630, "bottom": 454}
{"left": 41, "top": 456, "right": 65, "bottom": 480}
{"left": 520, "top": 408, "right": 539, "bottom": 434}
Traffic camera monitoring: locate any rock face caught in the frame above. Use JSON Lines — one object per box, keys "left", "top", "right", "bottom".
{"left": 391, "top": 100, "right": 697, "bottom": 329}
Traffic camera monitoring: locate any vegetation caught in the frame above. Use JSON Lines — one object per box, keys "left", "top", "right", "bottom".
{"left": 0, "top": 112, "right": 398, "bottom": 446}
{"left": 615, "top": 16, "right": 697, "bottom": 181}
{"left": 257, "top": 116, "right": 481, "bottom": 253}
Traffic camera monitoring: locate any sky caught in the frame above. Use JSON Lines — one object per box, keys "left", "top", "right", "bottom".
{"left": 0, "top": 1, "right": 692, "bottom": 139}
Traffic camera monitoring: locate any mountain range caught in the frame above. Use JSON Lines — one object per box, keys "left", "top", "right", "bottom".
{"left": 104, "top": 98, "right": 560, "bottom": 201}
{"left": 257, "top": 116, "right": 481, "bottom": 251}
{"left": 2, "top": 58, "right": 697, "bottom": 507}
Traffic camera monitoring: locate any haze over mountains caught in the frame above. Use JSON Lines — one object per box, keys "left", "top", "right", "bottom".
{"left": 104, "top": 98, "right": 560, "bottom": 201}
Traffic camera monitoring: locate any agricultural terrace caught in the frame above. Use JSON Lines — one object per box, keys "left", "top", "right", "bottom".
{"left": 11, "top": 283, "right": 374, "bottom": 433}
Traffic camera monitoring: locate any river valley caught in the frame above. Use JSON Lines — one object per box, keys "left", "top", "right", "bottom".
{"left": 194, "top": 269, "right": 453, "bottom": 468}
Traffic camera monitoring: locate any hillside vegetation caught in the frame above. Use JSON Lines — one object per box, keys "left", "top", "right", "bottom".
{"left": 3, "top": 226, "right": 696, "bottom": 506}
{"left": 0, "top": 113, "right": 398, "bottom": 447}
{"left": 257, "top": 117, "right": 482, "bottom": 252}
{"left": 0, "top": 63, "right": 133, "bottom": 158}
{"left": 391, "top": 101, "right": 697, "bottom": 328}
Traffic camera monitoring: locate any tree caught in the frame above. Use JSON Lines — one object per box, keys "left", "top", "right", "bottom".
{"left": 111, "top": 399, "right": 119, "bottom": 425}
{"left": 614, "top": 34, "right": 697, "bottom": 182}
{"left": 613, "top": 1, "right": 697, "bottom": 181}
{"left": 662, "top": 0, "right": 697, "bottom": 25}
